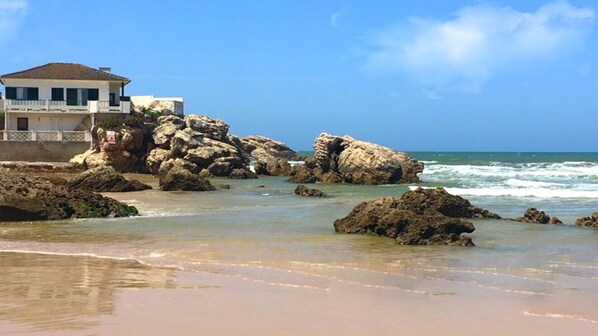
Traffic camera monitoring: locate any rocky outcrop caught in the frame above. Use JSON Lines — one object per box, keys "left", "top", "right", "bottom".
{"left": 254, "top": 157, "right": 292, "bottom": 176}
{"left": 333, "top": 188, "right": 499, "bottom": 246}
{"left": 237, "top": 135, "right": 297, "bottom": 161}
{"left": 228, "top": 168, "right": 258, "bottom": 179}
{"left": 159, "top": 165, "right": 215, "bottom": 192}
{"left": 294, "top": 185, "right": 327, "bottom": 197}
{"left": 575, "top": 211, "right": 598, "bottom": 228}
{"left": 67, "top": 166, "right": 152, "bottom": 192}
{"left": 288, "top": 133, "right": 423, "bottom": 185}
{"left": 184, "top": 115, "right": 229, "bottom": 142}
{"left": 513, "top": 208, "right": 562, "bottom": 224}
{"left": 0, "top": 169, "right": 138, "bottom": 221}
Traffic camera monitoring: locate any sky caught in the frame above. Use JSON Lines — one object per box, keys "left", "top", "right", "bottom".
{"left": 0, "top": 0, "right": 597, "bottom": 152}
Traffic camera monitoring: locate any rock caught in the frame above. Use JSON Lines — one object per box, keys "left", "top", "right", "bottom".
{"left": 228, "top": 168, "right": 258, "bottom": 179}
{"left": 158, "top": 158, "right": 200, "bottom": 176}
{"left": 153, "top": 115, "right": 185, "bottom": 149}
{"left": 216, "top": 184, "right": 231, "bottom": 190}
{"left": 291, "top": 133, "right": 424, "bottom": 185}
{"left": 549, "top": 217, "right": 563, "bottom": 225}
{"left": 184, "top": 138, "right": 242, "bottom": 168}
{"left": 68, "top": 166, "right": 152, "bottom": 192}
{"left": 575, "top": 211, "right": 598, "bottom": 228}
{"left": 170, "top": 128, "right": 203, "bottom": 157}
{"left": 0, "top": 169, "right": 138, "bottom": 221}
{"left": 238, "top": 135, "right": 297, "bottom": 161}
{"left": 334, "top": 196, "right": 475, "bottom": 246}
{"left": 146, "top": 148, "right": 173, "bottom": 175}
{"left": 398, "top": 187, "right": 501, "bottom": 219}
{"left": 294, "top": 185, "right": 326, "bottom": 197}
{"left": 287, "top": 164, "right": 318, "bottom": 183}
{"left": 255, "top": 156, "right": 292, "bottom": 176}
{"left": 184, "top": 115, "right": 229, "bottom": 142}
{"left": 514, "top": 208, "right": 559, "bottom": 224}
{"left": 158, "top": 166, "right": 215, "bottom": 191}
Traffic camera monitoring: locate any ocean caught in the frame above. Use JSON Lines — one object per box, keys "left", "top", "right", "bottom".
{"left": 1, "top": 152, "right": 598, "bottom": 335}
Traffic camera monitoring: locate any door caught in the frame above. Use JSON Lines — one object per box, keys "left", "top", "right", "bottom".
{"left": 67, "top": 89, "right": 78, "bottom": 106}
{"left": 17, "top": 117, "right": 28, "bottom": 131}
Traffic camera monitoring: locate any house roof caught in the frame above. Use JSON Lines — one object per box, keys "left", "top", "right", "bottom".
{"left": 0, "top": 63, "right": 131, "bottom": 85}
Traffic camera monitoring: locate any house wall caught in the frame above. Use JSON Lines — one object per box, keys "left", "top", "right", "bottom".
{"left": 7, "top": 113, "right": 90, "bottom": 131}
{"left": 131, "top": 95, "right": 184, "bottom": 115}
{"left": 0, "top": 141, "right": 90, "bottom": 162}
{"left": 3, "top": 78, "right": 111, "bottom": 101}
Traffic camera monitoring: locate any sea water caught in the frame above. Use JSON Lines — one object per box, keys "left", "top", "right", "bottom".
{"left": 1, "top": 152, "right": 598, "bottom": 334}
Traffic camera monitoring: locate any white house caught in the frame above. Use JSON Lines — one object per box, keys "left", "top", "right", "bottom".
{"left": 0, "top": 63, "right": 131, "bottom": 142}
{"left": 131, "top": 95, "right": 184, "bottom": 115}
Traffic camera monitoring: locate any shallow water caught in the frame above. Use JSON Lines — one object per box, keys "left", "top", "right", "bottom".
{"left": 1, "top": 152, "right": 598, "bottom": 334}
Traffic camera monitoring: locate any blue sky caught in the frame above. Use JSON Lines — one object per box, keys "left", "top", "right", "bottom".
{"left": 1, "top": 0, "right": 597, "bottom": 151}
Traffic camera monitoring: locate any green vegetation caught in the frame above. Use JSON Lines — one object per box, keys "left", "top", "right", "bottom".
{"left": 117, "top": 203, "right": 139, "bottom": 217}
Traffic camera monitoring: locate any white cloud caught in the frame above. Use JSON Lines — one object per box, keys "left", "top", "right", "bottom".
{"left": 364, "top": 1, "right": 595, "bottom": 93}
{"left": 0, "top": 0, "right": 28, "bottom": 43}
{"left": 330, "top": 10, "right": 346, "bottom": 28}
{"left": 422, "top": 89, "right": 442, "bottom": 100}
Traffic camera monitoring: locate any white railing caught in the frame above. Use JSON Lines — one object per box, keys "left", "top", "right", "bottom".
{"left": 1, "top": 130, "right": 91, "bottom": 142}
{"left": 5, "top": 99, "right": 130, "bottom": 114}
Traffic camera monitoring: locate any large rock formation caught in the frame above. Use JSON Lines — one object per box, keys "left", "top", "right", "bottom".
{"left": 575, "top": 211, "right": 598, "bottom": 228}
{"left": 236, "top": 135, "right": 298, "bottom": 161}
{"left": 0, "top": 169, "right": 138, "bottom": 221}
{"left": 288, "top": 133, "right": 423, "bottom": 185}
{"left": 67, "top": 166, "right": 152, "bottom": 192}
{"left": 512, "top": 208, "right": 562, "bottom": 224}
{"left": 333, "top": 188, "right": 499, "bottom": 246}
{"left": 159, "top": 165, "right": 215, "bottom": 192}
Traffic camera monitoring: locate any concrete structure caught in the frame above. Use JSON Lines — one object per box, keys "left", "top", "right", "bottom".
{"left": 0, "top": 63, "right": 131, "bottom": 142}
{"left": 131, "top": 95, "right": 184, "bottom": 115}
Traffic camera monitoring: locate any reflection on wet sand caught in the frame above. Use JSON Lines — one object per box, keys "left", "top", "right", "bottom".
{"left": 0, "top": 252, "right": 175, "bottom": 332}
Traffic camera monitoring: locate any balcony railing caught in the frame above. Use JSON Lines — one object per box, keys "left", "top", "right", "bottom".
{"left": 1, "top": 130, "right": 91, "bottom": 142}
{"left": 3, "top": 99, "right": 130, "bottom": 114}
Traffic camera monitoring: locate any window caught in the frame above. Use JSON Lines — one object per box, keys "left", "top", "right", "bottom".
{"left": 17, "top": 118, "right": 28, "bottom": 131}
{"left": 66, "top": 88, "right": 99, "bottom": 106}
{"left": 5, "top": 87, "right": 38, "bottom": 100}
{"left": 51, "top": 88, "right": 64, "bottom": 101}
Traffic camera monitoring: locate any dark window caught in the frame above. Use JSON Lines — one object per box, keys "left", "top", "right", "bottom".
{"left": 26, "top": 88, "right": 38, "bottom": 100}
{"left": 87, "top": 89, "right": 99, "bottom": 101}
{"left": 17, "top": 118, "right": 28, "bottom": 131}
{"left": 66, "top": 88, "right": 78, "bottom": 106}
{"left": 51, "top": 88, "right": 64, "bottom": 101}
{"left": 109, "top": 93, "right": 117, "bottom": 106}
{"left": 5, "top": 87, "right": 16, "bottom": 99}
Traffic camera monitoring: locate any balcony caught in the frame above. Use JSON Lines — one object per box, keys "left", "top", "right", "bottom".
{"left": 1, "top": 130, "right": 91, "bottom": 142}
{"left": 2, "top": 99, "right": 131, "bottom": 114}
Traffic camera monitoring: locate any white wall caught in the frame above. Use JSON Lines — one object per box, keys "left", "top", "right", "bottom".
{"left": 131, "top": 95, "right": 184, "bottom": 115}
{"left": 7, "top": 113, "right": 90, "bottom": 131}
{"left": 3, "top": 78, "right": 112, "bottom": 101}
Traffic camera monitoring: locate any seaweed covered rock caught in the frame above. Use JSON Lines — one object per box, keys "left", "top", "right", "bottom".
{"left": 514, "top": 208, "right": 562, "bottom": 224}
{"left": 575, "top": 211, "right": 598, "bottom": 228}
{"left": 334, "top": 196, "right": 475, "bottom": 246}
{"left": 0, "top": 169, "right": 138, "bottom": 221}
{"left": 294, "top": 185, "right": 327, "bottom": 197}
{"left": 68, "top": 166, "right": 152, "bottom": 192}
{"left": 288, "top": 133, "right": 423, "bottom": 185}
{"left": 158, "top": 166, "right": 215, "bottom": 191}
{"left": 333, "top": 187, "right": 499, "bottom": 246}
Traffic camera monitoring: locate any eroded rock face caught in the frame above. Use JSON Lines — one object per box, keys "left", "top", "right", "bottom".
{"left": 575, "top": 211, "right": 598, "bottom": 228}
{"left": 84, "top": 124, "right": 150, "bottom": 173}
{"left": 153, "top": 115, "right": 185, "bottom": 149}
{"left": 184, "top": 115, "right": 229, "bottom": 142}
{"left": 294, "top": 185, "right": 327, "bottom": 197}
{"left": 333, "top": 188, "right": 498, "bottom": 246}
{"left": 288, "top": 133, "right": 424, "bottom": 185}
{"left": 238, "top": 135, "right": 297, "bottom": 161}
{"left": 67, "top": 166, "right": 152, "bottom": 192}
{"left": 514, "top": 208, "right": 562, "bottom": 224}
{"left": 0, "top": 169, "right": 138, "bottom": 221}
{"left": 158, "top": 166, "right": 215, "bottom": 192}
{"left": 254, "top": 156, "right": 292, "bottom": 176}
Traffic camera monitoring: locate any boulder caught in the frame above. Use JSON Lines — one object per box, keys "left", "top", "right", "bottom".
{"left": 575, "top": 211, "right": 598, "bottom": 228}
{"left": 334, "top": 196, "right": 475, "bottom": 246}
{"left": 159, "top": 166, "right": 216, "bottom": 191}
{"left": 514, "top": 208, "right": 561, "bottom": 224}
{"left": 184, "top": 138, "right": 242, "bottom": 168}
{"left": 294, "top": 185, "right": 327, "bottom": 197}
{"left": 68, "top": 166, "right": 152, "bottom": 192}
{"left": 228, "top": 168, "right": 258, "bottom": 179}
{"left": 254, "top": 156, "right": 292, "bottom": 176}
{"left": 184, "top": 115, "right": 229, "bottom": 142}
{"left": 153, "top": 115, "right": 185, "bottom": 149}
{"left": 238, "top": 135, "right": 297, "bottom": 161}
{"left": 158, "top": 158, "right": 200, "bottom": 176}
{"left": 291, "top": 133, "right": 424, "bottom": 185}
{"left": 0, "top": 169, "right": 138, "bottom": 221}
{"left": 170, "top": 128, "right": 203, "bottom": 157}
{"left": 146, "top": 148, "right": 173, "bottom": 175}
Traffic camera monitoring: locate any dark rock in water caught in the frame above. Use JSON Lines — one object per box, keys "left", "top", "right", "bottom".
{"left": 216, "top": 184, "right": 231, "bottom": 190}
{"left": 228, "top": 168, "right": 258, "bottom": 179}
{"left": 334, "top": 196, "right": 475, "bottom": 246}
{"left": 287, "top": 164, "right": 318, "bottom": 183}
{"left": 514, "top": 208, "right": 560, "bottom": 224}
{"left": 294, "top": 185, "right": 327, "bottom": 197}
{"left": 159, "top": 166, "right": 215, "bottom": 191}
{"left": 575, "top": 211, "right": 598, "bottom": 228}
{"left": 255, "top": 157, "right": 292, "bottom": 176}
{"left": 0, "top": 169, "right": 138, "bottom": 221}
{"left": 68, "top": 166, "right": 152, "bottom": 192}
{"left": 398, "top": 187, "right": 501, "bottom": 219}
{"left": 288, "top": 133, "right": 424, "bottom": 185}
{"left": 549, "top": 216, "right": 563, "bottom": 225}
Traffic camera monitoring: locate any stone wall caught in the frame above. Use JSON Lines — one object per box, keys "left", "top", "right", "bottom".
{"left": 0, "top": 141, "right": 89, "bottom": 162}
